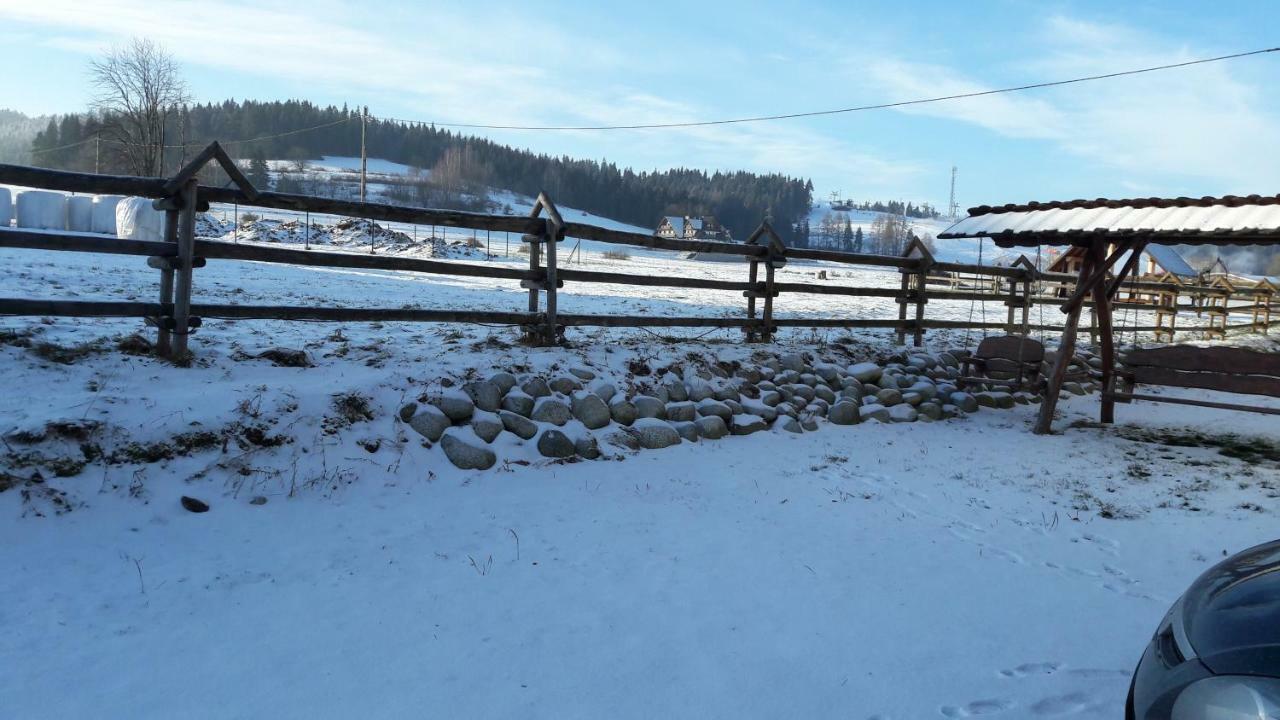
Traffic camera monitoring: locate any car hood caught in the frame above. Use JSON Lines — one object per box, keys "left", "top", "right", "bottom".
{"left": 1182, "top": 539, "right": 1280, "bottom": 676}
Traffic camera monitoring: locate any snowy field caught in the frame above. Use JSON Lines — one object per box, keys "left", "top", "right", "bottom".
{"left": 2, "top": 240, "right": 1279, "bottom": 718}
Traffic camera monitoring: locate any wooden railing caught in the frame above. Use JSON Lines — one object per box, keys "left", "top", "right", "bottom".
{"left": 0, "top": 143, "right": 1276, "bottom": 361}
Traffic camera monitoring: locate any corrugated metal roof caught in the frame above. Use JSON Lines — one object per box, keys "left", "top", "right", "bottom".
{"left": 1144, "top": 245, "right": 1196, "bottom": 277}
{"left": 940, "top": 197, "right": 1280, "bottom": 247}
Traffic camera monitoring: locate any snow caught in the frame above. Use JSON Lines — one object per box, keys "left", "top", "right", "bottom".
{"left": 2, "top": 214, "right": 1280, "bottom": 717}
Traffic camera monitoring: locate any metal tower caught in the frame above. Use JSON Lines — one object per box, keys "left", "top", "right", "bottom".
{"left": 947, "top": 166, "right": 959, "bottom": 219}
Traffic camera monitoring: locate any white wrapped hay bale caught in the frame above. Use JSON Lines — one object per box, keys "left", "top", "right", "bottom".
{"left": 116, "top": 196, "right": 165, "bottom": 241}
{"left": 15, "top": 190, "right": 68, "bottom": 230}
{"left": 91, "top": 195, "right": 122, "bottom": 235}
{"left": 0, "top": 188, "right": 11, "bottom": 227}
{"left": 67, "top": 195, "right": 94, "bottom": 232}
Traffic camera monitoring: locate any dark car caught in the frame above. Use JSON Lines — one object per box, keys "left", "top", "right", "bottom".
{"left": 1127, "top": 539, "right": 1280, "bottom": 719}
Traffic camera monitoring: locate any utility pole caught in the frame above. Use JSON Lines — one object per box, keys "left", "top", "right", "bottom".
{"left": 94, "top": 131, "right": 100, "bottom": 174}
{"left": 948, "top": 165, "right": 959, "bottom": 220}
{"left": 359, "top": 106, "right": 368, "bottom": 203}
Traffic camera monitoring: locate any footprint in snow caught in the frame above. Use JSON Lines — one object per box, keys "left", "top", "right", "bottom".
{"left": 998, "top": 661, "right": 1061, "bottom": 678}
{"left": 940, "top": 699, "right": 1013, "bottom": 717}
{"left": 978, "top": 544, "right": 1024, "bottom": 564}
{"left": 1030, "top": 692, "right": 1092, "bottom": 716}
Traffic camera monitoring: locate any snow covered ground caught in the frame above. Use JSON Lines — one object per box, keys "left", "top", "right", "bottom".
{"left": 2, "top": 238, "right": 1279, "bottom": 718}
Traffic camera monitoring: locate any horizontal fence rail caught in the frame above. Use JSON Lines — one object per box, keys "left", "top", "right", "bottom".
{"left": 1, "top": 147, "right": 1276, "bottom": 361}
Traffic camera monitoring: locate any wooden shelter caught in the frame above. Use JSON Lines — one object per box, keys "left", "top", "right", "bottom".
{"left": 940, "top": 193, "right": 1280, "bottom": 433}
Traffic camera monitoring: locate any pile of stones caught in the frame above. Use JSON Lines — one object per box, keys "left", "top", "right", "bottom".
{"left": 400, "top": 349, "right": 1101, "bottom": 470}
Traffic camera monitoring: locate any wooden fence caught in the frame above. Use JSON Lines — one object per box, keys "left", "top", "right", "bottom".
{"left": 0, "top": 142, "right": 1277, "bottom": 362}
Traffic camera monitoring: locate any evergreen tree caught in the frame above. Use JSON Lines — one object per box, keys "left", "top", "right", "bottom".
{"left": 246, "top": 146, "right": 270, "bottom": 191}
{"left": 853, "top": 226, "right": 864, "bottom": 253}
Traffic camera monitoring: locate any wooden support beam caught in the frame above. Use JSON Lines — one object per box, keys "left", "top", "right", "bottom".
{"left": 1104, "top": 241, "right": 1148, "bottom": 300}
{"left": 1035, "top": 244, "right": 1098, "bottom": 434}
{"left": 1059, "top": 240, "right": 1136, "bottom": 315}
{"left": 539, "top": 193, "right": 563, "bottom": 345}
{"left": 745, "top": 258, "right": 760, "bottom": 342}
{"left": 162, "top": 142, "right": 222, "bottom": 196}
{"left": 1089, "top": 241, "right": 1118, "bottom": 424}
{"left": 156, "top": 209, "right": 178, "bottom": 358}
{"left": 171, "top": 179, "right": 198, "bottom": 362}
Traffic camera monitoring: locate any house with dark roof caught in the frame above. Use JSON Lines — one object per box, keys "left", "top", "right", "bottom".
{"left": 656, "top": 215, "right": 733, "bottom": 242}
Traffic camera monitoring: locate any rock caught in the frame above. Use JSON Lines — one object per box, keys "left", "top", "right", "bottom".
{"left": 632, "top": 418, "right": 681, "bottom": 449}
{"left": 779, "top": 353, "right": 806, "bottom": 372}
{"left": 712, "top": 385, "right": 739, "bottom": 402}
{"left": 432, "top": 389, "right": 474, "bottom": 422}
{"left": 774, "top": 370, "right": 800, "bottom": 386}
{"left": 685, "top": 377, "right": 714, "bottom": 402}
{"left": 498, "top": 410, "right": 538, "bottom": 440}
{"left": 180, "top": 496, "right": 209, "bottom": 513}
{"left": 907, "top": 381, "right": 937, "bottom": 402}
{"left": 664, "top": 378, "right": 689, "bottom": 402}
{"left": 889, "top": 404, "right": 918, "bottom": 422}
{"left": 976, "top": 391, "right": 1016, "bottom": 409}
{"left": 666, "top": 401, "right": 697, "bottom": 422}
{"left": 398, "top": 402, "right": 418, "bottom": 423}
{"left": 787, "top": 384, "right": 816, "bottom": 402}
{"left": 895, "top": 375, "right": 916, "bottom": 389}
{"left": 809, "top": 400, "right": 829, "bottom": 418}
{"left": 609, "top": 399, "right": 638, "bottom": 426}
{"left": 537, "top": 429, "right": 576, "bottom": 458}
{"left": 695, "top": 399, "right": 732, "bottom": 421}
{"left": 488, "top": 372, "right": 518, "bottom": 394}
{"left": 941, "top": 404, "right": 958, "bottom": 419}
{"left": 814, "top": 363, "right": 841, "bottom": 384}
{"left": 799, "top": 373, "right": 819, "bottom": 387}
{"left": 571, "top": 391, "right": 612, "bottom": 429}
{"left": 569, "top": 366, "right": 596, "bottom": 381}
{"left": 775, "top": 402, "right": 798, "bottom": 418}
{"left": 521, "top": 376, "right": 551, "bottom": 399}
{"left": 605, "top": 430, "right": 640, "bottom": 451}
{"left": 723, "top": 399, "right": 743, "bottom": 415}
{"left": 917, "top": 402, "right": 943, "bottom": 421}
{"left": 776, "top": 416, "right": 804, "bottom": 433}
{"left": 813, "top": 385, "right": 837, "bottom": 404}
{"left": 848, "top": 362, "right": 882, "bottom": 382}
{"left": 471, "top": 410, "right": 504, "bottom": 443}
{"left": 408, "top": 405, "right": 451, "bottom": 442}
{"left": 633, "top": 395, "right": 666, "bottom": 419}
{"left": 589, "top": 381, "right": 617, "bottom": 403}
{"left": 464, "top": 381, "right": 502, "bottom": 413}
{"left": 501, "top": 390, "right": 535, "bottom": 418}
{"left": 902, "top": 391, "right": 923, "bottom": 406}
{"left": 950, "top": 392, "right": 979, "bottom": 413}
{"left": 907, "top": 354, "right": 935, "bottom": 370}
{"left": 531, "top": 397, "right": 572, "bottom": 426}
{"left": 574, "top": 434, "right": 601, "bottom": 459}
{"left": 876, "top": 388, "right": 903, "bottom": 406}
{"left": 800, "top": 415, "right": 820, "bottom": 432}
{"left": 938, "top": 352, "right": 960, "bottom": 368}
{"left": 672, "top": 421, "right": 700, "bottom": 442}
{"left": 860, "top": 404, "right": 891, "bottom": 422}
{"left": 828, "top": 401, "right": 862, "bottom": 425}
{"left": 731, "top": 414, "right": 769, "bottom": 435}
{"left": 440, "top": 429, "right": 496, "bottom": 470}
{"left": 739, "top": 398, "right": 778, "bottom": 422}
{"left": 1012, "top": 391, "right": 1034, "bottom": 405}
{"left": 736, "top": 366, "right": 762, "bottom": 383}
{"left": 760, "top": 390, "right": 782, "bottom": 407}
{"left": 249, "top": 496, "right": 268, "bottom": 506}
{"left": 1063, "top": 381, "right": 1087, "bottom": 396}
{"left": 549, "top": 376, "right": 582, "bottom": 395}
{"left": 694, "top": 415, "right": 728, "bottom": 439}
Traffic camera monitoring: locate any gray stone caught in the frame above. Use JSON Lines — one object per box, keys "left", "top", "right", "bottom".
{"left": 694, "top": 415, "right": 728, "bottom": 439}
{"left": 775, "top": 402, "right": 798, "bottom": 418}
{"left": 808, "top": 400, "right": 829, "bottom": 418}
{"left": 976, "top": 391, "right": 1016, "bottom": 409}
{"left": 895, "top": 375, "right": 916, "bottom": 389}
{"left": 799, "top": 373, "right": 819, "bottom": 387}
{"left": 549, "top": 376, "right": 582, "bottom": 395}
{"left": 498, "top": 410, "right": 538, "bottom": 440}
{"left": 713, "top": 385, "right": 739, "bottom": 402}
{"left": 569, "top": 366, "right": 596, "bottom": 381}
{"left": 737, "top": 366, "right": 762, "bottom": 384}
{"left": 672, "top": 421, "right": 700, "bottom": 442}
{"left": 814, "top": 363, "right": 841, "bottom": 384}
{"left": 848, "top": 362, "right": 882, "bottom": 382}
{"left": 432, "top": 390, "right": 474, "bottom": 422}
{"left": 531, "top": 397, "right": 572, "bottom": 426}
{"left": 760, "top": 390, "right": 782, "bottom": 407}
{"left": 813, "top": 385, "right": 837, "bottom": 404}
{"left": 731, "top": 414, "right": 769, "bottom": 435}
{"left": 723, "top": 399, "right": 743, "bottom": 415}
{"left": 876, "top": 388, "right": 903, "bottom": 406}
{"left": 740, "top": 398, "right": 778, "bottom": 422}
{"left": 779, "top": 352, "right": 806, "bottom": 372}
{"left": 950, "top": 392, "right": 979, "bottom": 413}
{"left": 666, "top": 401, "right": 697, "bottom": 422}
{"left": 917, "top": 402, "right": 943, "bottom": 421}
{"left": 398, "top": 402, "right": 417, "bottom": 423}
{"left": 537, "top": 429, "right": 576, "bottom": 458}
{"left": 860, "top": 404, "right": 891, "bottom": 422}
{"left": 489, "top": 372, "right": 518, "bottom": 394}
{"left": 889, "top": 404, "right": 918, "bottom": 423}
{"left": 574, "top": 434, "right": 601, "bottom": 459}
{"left": 695, "top": 399, "right": 732, "bottom": 421}
{"left": 521, "top": 376, "right": 551, "bottom": 399}
{"left": 408, "top": 405, "right": 451, "bottom": 442}
{"left": 633, "top": 395, "right": 666, "bottom": 420}
{"left": 609, "top": 399, "right": 638, "bottom": 426}
{"left": 828, "top": 401, "right": 862, "bottom": 425}
{"left": 665, "top": 378, "right": 689, "bottom": 402}
{"left": 501, "top": 390, "right": 535, "bottom": 418}
{"left": 902, "top": 391, "right": 923, "bottom": 406}
{"left": 589, "top": 381, "right": 617, "bottom": 403}
{"left": 464, "top": 381, "right": 502, "bottom": 413}
{"left": 685, "top": 378, "right": 715, "bottom": 402}
{"left": 471, "top": 410, "right": 504, "bottom": 443}
{"left": 787, "top": 384, "right": 815, "bottom": 402}
{"left": 605, "top": 430, "right": 640, "bottom": 451}
{"left": 440, "top": 429, "right": 496, "bottom": 470}
{"left": 776, "top": 416, "right": 803, "bottom": 433}
{"left": 571, "top": 392, "right": 612, "bottom": 429}
{"left": 632, "top": 419, "right": 681, "bottom": 449}
{"left": 800, "top": 415, "right": 820, "bottom": 432}
{"left": 1063, "top": 381, "right": 1087, "bottom": 396}
{"left": 907, "top": 381, "right": 937, "bottom": 402}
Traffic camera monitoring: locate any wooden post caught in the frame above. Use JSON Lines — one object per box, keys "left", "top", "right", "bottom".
{"left": 896, "top": 272, "right": 910, "bottom": 345}
{"left": 1089, "top": 241, "right": 1118, "bottom": 424}
{"left": 1033, "top": 245, "right": 1097, "bottom": 434}
{"left": 171, "top": 178, "right": 198, "bottom": 362}
{"left": 745, "top": 258, "right": 760, "bottom": 342}
{"left": 543, "top": 204, "right": 561, "bottom": 346}
{"left": 156, "top": 209, "right": 178, "bottom": 357}
{"left": 912, "top": 267, "right": 927, "bottom": 347}
{"left": 762, "top": 262, "right": 776, "bottom": 341}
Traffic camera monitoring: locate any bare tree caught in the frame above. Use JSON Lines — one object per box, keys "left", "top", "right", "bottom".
{"left": 89, "top": 38, "right": 190, "bottom": 176}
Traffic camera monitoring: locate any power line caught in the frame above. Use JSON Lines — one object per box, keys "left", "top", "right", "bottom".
{"left": 375, "top": 45, "right": 1280, "bottom": 131}
{"left": 30, "top": 115, "right": 359, "bottom": 156}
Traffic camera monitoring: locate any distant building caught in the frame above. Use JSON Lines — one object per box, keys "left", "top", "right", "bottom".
{"left": 656, "top": 215, "right": 733, "bottom": 242}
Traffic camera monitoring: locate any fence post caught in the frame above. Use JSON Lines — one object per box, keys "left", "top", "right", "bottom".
{"left": 745, "top": 256, "right": 760, "bottom": 342}
{"left": 900, "top": 237, "right": 934, "bottom": 347}
{"left": 743, "top": 223, "right": 785, "bottom": 342}
{"left": 154, "top": 209, "right": 179, "bottom": 357}
{"left": 541, "top": 195, "right": 562, "bottom": 345}
{"left": 171, "top": 178, "right": 199, "bottom": 362}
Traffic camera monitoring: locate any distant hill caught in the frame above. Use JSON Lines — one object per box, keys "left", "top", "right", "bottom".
{"left": 0, "top": 109, "right": 50, "bottom": 165}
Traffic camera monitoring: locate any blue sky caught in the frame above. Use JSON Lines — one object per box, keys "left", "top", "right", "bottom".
{"left": 0, "top": 0, "right": 1277, "bottom": 210}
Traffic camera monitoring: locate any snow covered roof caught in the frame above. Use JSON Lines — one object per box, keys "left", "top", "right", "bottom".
{"left": 662, "top": 215, "right": 683, "bottom": 231}
{"left": 940, "top": 194, "right": 1280, "bottom": 247}
{"left": 687, "top": 218, "right": 703, "bottom": 231}
{"left": 1144, "top": 244, "right": 1196, "bottom": 277}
